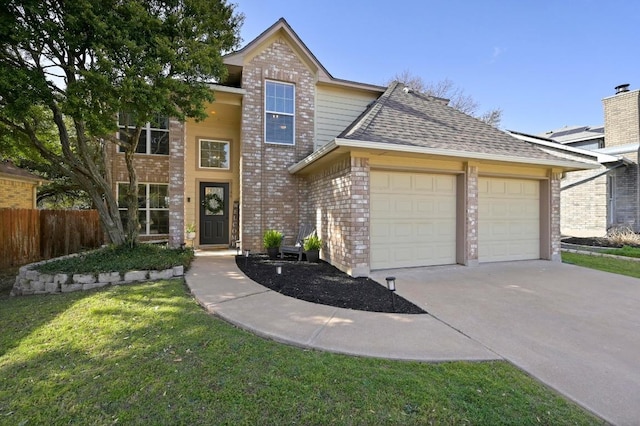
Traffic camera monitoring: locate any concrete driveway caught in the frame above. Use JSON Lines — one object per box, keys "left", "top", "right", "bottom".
{"left": 371, "top": 260, "right": 640, "bottom": 426}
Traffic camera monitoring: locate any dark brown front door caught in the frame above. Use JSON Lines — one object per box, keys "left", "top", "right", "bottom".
{"left": 199, "top": 182, "right": 229, "bottom": 245}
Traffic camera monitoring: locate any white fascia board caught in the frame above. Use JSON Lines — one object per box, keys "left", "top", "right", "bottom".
{"left": 206, "top": 84, "right": 246, "bottom": 95}
{"left": 511, "top": 133, "right": 619, "bottom": 164}
{"left": 288, "top": 140, "right": 339, "bottom": 173}
{"left": 289, "top": 138, "right": 600, "bottom": 173}
{"left": 596, "top": 142, "right": 640, "bottom": 156}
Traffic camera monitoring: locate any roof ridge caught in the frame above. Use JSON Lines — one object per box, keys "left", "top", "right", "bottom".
{"left": 340, "top": 82, "right": 399, "bottom": 138}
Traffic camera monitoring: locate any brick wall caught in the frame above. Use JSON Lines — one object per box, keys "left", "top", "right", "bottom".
{"left": 306, "top": 155, "right": 370, "bottom": 276}
{"left": 560, "top": 168, "right": 608, "bottom": 237}
{"left": 0, "top": 179, "right": 36, "bottom": 209}
{"left": 465, "top": 164, "right": 478, "bottom": 265}
{"left": 239, "top": 38, "right": 315, "bottom": 251}
{"left": 168, "top": 119, "right": 185, "bottom": 247}
{"left": 550, "top": 172, "right": 562, "bottom": 260}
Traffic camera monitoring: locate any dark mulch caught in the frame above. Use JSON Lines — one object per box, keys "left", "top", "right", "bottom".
{"left": 235, "top": 254, "right": 426, "bottom": 314}
{"left": 562, "top": 236, "right": 638, "bottom": 248}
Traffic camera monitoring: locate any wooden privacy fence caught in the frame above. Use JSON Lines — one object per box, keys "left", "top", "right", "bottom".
{"left": 0, "top": 209, "right": 104, "bottom": 269}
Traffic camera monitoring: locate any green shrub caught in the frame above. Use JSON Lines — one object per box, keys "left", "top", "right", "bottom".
{"left": 303, "top": 234, "right": 322, "bottom": 251}
{"left": 35, "top": 244, "right": 195, "bottom": 274}
{"left": 263, "top": 230, "right": 283, "bottom": 249}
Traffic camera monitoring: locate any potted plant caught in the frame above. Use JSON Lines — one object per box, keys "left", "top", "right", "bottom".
{"left": 185, "top": 223, "right": 196, "bottom": 240}
{"left": 303, "top": 234, "right": 322, "bottom": 263}
{"left": 263, "top": 229, "right": 283, "bottom": 259}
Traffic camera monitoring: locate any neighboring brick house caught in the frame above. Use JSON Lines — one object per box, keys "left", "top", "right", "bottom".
{"left": 0, "top": 160, "right": 45, "bottom": 209}
{"left": 510, "top": 84, "right": 640, "bottom": 237}
{"left": 107, "top": 18, "right": 594, "bottom": 276}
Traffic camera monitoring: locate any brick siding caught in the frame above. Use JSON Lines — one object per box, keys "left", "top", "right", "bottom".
{"left": 560, "top": 168, "right": 608, "bottom": 237}
{"left": 306, "top": 156, "right": 370, "bottom": 276}
{"left": 239, "top": 37, "right": 315, "bottom": 252}
{"left": 0, "top": 179, "right": 36, "bottom": 209}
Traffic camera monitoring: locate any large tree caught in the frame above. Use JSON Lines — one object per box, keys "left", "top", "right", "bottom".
{"left": 389, "top": 70, "right": 503, "bottom": 128}
{"left": 0, "top": 0, "right": 243, "bottom": 246}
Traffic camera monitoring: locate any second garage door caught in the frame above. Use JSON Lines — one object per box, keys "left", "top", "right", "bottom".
{"left": 370, "top": 171, "right": 457, "bottom": 269}
{"left": 479, "top": 177, "right": 540, "bottom": 262}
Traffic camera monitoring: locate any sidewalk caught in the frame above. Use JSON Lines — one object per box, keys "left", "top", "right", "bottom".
{"left": 185, "top": 251, "right": 499, "bottom": 362}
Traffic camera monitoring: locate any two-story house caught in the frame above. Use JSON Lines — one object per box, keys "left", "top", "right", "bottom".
{"left": 107, "top": 18, "right": 594, "bottom": 276}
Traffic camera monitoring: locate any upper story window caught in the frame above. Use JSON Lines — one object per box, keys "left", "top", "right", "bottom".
{"left": 265, "top": 81, "right": 294, "bottom": 145}
{"left": 118, "top": 113, "right": 169, "bottom": 155}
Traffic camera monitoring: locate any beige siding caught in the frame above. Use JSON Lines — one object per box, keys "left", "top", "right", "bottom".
{"left": 315, "top": 86, "right": 378, "bottom": 149}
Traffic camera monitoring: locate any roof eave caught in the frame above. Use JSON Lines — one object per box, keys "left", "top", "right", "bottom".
{"left": 290, "top": 138, "right": 600, "bottom": 174}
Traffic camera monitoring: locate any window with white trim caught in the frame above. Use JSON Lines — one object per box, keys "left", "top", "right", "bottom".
{"left": 117, "top": 183, "right": 169, "bottom": 235}
{"left": 118, "top": 113, "right": 169, "bottom": 155}
{"left": 265, "top": 81, "right": 294, "bottom": 145}
{"left": 199, "top": 139, "right": 230, "bottom": 169}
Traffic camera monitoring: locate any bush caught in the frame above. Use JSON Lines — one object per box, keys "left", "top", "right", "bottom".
{"left": 36, "top": 244, "right": 195, "bottom": 275}
{"left": 303, "top": 234, "right": 322, "bottom": 251}
{"left": 263, "top": 230, "right": 282, "bottom": 249}
{"left": 607, "top": 227, "right": 640, "bottom": 247}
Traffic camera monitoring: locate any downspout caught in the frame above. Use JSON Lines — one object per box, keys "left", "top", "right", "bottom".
{"left": 560, "top": 162, "right": 626, "bottom": 191}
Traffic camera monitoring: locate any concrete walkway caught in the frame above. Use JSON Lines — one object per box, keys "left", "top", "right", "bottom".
{"left": 186, "top": 252, "right": 640, "bottom": 425}
{"left": 186, "top": 251, "right": 498, "bottom": 362}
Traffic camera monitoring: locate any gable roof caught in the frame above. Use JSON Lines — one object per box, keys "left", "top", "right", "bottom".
{"left": 223, "top": 18, "right": 385, "bottom": 92}
{"left": 0, "top": 160, "right": 44, "bottom": 183}
{"left": 290, "top": 82, "right": 598, "bottom": 174}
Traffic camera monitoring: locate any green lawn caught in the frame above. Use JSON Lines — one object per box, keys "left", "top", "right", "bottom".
{"left": 0, "top": 280, "right": 602, "bottom": 425}
{"left": 562, "top": 252, "right": 640, "bottom": 279}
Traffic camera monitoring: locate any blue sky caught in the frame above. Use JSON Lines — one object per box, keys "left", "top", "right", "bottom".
{"left": 234, "top": 0, "right": 638, "bottom": 135}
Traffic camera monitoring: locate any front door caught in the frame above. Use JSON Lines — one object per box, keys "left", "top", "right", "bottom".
{"left": 199, "top": 182, "right": 229, "bottom": 245}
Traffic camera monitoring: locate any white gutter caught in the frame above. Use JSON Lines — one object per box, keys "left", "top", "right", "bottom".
{"left": 595, "top": 142, "right": 640, "bottom": 156}
{"left": 289, "top": 138, "right": 600, "bottom": 174}
{"left": 509, "top": 132, "right": 619, "bottom": 164}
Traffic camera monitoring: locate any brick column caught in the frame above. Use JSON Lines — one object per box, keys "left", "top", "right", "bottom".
{"left": 350, "top": 157, "right": 370, "bottom": 277}
{"left": 168, "top": 119, "right": 185, "bottom": 248}
{"left": 465, "top": 163, "right": 479, "bottom": 266}
{"left": 550, "top": 171, "right": 562, "bottom": 261}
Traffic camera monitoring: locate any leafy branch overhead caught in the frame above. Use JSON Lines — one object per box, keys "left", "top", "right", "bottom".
{"left": 0, "top": 0, "right": 243, "bottom": 246}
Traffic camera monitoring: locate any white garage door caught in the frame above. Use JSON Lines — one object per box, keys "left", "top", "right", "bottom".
{"left": 371, "top": 171, "right": 457, "bottom": 269}
{"left": 479, "top": 177, "right": 540, "bottom": 262}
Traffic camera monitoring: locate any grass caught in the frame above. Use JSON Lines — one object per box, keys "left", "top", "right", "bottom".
{"left": 603, "top": 245, "right": 640, "bottom": 258}
{"left": 35, "top": 244, "right": 195, "bottom": 275}
{"left": 562, "top": 252, "right": 640, "bottom": 278}
{"left": 0, "top": 280, "right": 603, "bottom": 425}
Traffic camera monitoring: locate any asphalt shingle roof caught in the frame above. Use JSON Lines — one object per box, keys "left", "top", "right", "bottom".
{"left": 340, "top": 82, "right": 568, "bottom": 162}
{"left": 0, "top": 160, "right": 42, "bottom": 182}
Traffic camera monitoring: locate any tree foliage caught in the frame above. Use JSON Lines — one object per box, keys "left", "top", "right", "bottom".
{"left": 389, "top": 70, "right": 502, "bottom": 127}
{"left": 0, "top": 0, "right": 243, "bottom": 246}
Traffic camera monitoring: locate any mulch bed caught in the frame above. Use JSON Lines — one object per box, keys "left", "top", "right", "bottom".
{"left": 562, "top": 237, "right": 638, "bottom": 248}
{"left": 235, "top": 254, "right": 426, "bottom": 314}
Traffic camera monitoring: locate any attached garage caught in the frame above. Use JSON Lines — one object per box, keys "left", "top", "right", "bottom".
{"left": 370, "top": 171, "right": 457, "bottom": 269}
{"left": 478, "top": 177, "right": 540, "bottom": 262}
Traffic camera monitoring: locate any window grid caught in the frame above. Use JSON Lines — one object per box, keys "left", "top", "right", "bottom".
{"left": 117, "top": 183, "right": 169, "bottom": 235}
{"left": 265, "top": 81, "right": 295, "bottom": 145}
{"left": 118, "top": 113, "right": 169, "bottom": 155}
{"left": 199, "top": 139, "right": 230, "bottom": 169}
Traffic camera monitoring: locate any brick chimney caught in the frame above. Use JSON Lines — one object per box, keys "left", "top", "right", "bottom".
{"left": 603, "top": 84, "right": 640, "bottom": 148}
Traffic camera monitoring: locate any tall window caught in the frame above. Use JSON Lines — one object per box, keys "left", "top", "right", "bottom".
{"left": 265, "top": 81, "right": 294, "bottom": 145}
{"left": 118, "top": 113, "right": 169, "bottom": 155}
{"left": 200, "top": 139, "right": 230, "bottom": 169}
{"left": 117, "top": 183, "right": 169, "bottom": 235}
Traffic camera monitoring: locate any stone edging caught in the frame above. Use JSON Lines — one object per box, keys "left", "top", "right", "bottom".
{"left": 561, "top": 243, "right": 640, "bottom": 263}
{"left": 10, "top": 253, "right": 185, "bottom": 297}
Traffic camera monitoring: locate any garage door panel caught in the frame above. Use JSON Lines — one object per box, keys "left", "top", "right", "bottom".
{"left": 371, "top": 171, "right": 456, "bottom": 269}
{"left": 479, "top": 177, "right": 540, "bottom": 263}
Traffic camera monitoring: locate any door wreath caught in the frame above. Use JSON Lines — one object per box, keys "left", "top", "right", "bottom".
{"left": 202, "top": 192, "right": 224, "bottom": 215}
